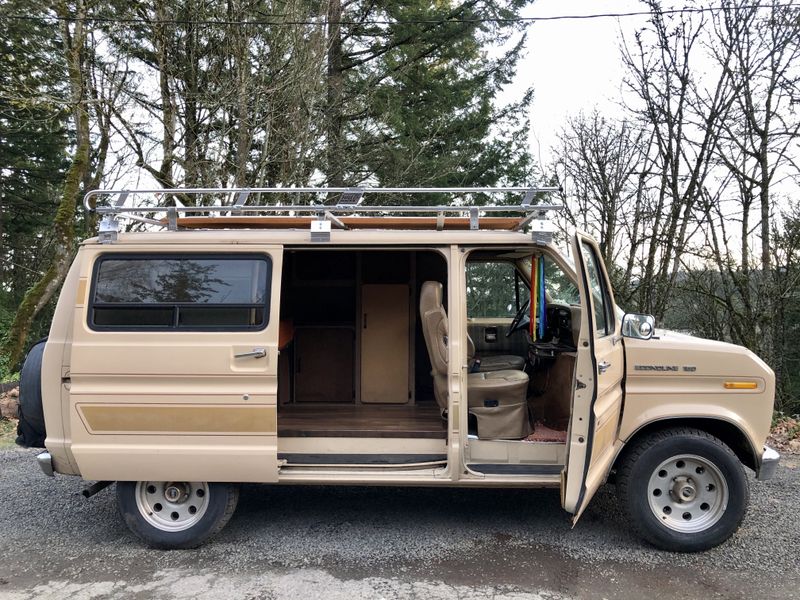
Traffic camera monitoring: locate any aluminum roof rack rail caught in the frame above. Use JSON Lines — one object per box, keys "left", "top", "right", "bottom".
{"left": 84, "top": 186, "right": 563, "bottom": 243}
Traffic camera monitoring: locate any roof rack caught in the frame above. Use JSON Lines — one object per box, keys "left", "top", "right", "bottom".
{"left": 84, "top": 186, "right": 563, "bottom": 243}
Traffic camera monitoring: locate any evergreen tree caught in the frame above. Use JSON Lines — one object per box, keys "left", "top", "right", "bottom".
{"left": 328, "top": 0, "right": 536, "bottom": 200}
{"left": 100, "top": 0, "right": 536, "bottom": 199}
{"left": 0, "top": 0, "right": 69, "bottom": 366}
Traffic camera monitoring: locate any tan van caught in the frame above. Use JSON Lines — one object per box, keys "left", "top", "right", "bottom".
{"left": 20, "top": 187, "right": 779, "bottom": 551}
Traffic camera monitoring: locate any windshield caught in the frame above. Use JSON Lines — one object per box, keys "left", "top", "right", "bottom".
{"left": 521, "top": 252, "right": 625, "bottom": 315}
{"left": 519, "top": 255, "right": 580, "bottom": 305}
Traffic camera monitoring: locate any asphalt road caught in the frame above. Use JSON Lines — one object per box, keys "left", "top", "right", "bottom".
{"left": 0, "top": 447, "right": 798, "bottom": 600}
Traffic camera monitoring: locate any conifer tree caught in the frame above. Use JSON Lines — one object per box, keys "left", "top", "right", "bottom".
{"left": 0, "top": 0, "right": 69, "bottom": 367}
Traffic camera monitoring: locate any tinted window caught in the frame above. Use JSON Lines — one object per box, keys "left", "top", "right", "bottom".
{"left": 90, "top": 255, "right": 270, "bottom": 330}
{"left": 579, "top": 243, "right": 613, "bottom": 336}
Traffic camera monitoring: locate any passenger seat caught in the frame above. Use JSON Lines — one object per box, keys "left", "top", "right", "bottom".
{"left": 467, "top": 336, "right": 526, "bottom": 372}
{"left": 419, "top": 282, "right": 531, "bottom": 439}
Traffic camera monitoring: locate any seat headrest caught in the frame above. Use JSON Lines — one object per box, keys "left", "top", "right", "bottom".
{"left": 420, "top": 281, "right": 443, "bottom": 313}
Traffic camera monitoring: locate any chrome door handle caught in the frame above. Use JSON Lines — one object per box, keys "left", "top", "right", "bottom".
{"left": 235, "top": 348, "right": 266, "bottom": 359}
{"left": 598, "top": 360, "right": 611, "bottom": 374}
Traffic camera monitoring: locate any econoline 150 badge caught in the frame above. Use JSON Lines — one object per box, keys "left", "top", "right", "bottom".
{"left": 634, "top": 365, "right": 697, "bottom": 372}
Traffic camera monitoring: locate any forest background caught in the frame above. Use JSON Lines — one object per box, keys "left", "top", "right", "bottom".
{"left": 1, "top": 0, "right": 798, "bottom": 415}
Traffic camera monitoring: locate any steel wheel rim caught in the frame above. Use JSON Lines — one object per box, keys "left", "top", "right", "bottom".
{"left": 135, "top": 481, "right": 210, "bottom": 532}
{"left": 647, "top": 454, "right": 729, "bottom": 533}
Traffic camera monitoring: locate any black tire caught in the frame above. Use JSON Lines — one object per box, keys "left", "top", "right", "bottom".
{"left": 16, "top": 338, "right": 47, "bottom": 448}
{"left": 617, "top": 427, "right": 748, "bottom": 552}
{"left": 116, "top": 481, "right": 239, "bottom": 549}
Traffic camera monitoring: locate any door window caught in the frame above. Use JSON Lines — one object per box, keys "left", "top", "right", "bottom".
{"left": 579, "top": 243, "right": 614, "bottom": 337}
{"left": 466, "top": 262, "right": 529, "bottom": 318}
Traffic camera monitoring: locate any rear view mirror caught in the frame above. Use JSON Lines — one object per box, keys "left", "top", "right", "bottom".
{"left": 622, "top": 313, "right": 655, "bottom": 340}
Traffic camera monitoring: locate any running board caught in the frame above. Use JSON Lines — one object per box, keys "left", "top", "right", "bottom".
{"left": 467, "top": 463, "right": 563, "bottom": 475}
{"left": 278, "top": 453, "right": 447, "bottom": 467}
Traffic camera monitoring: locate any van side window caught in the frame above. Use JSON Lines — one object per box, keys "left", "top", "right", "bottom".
{"left": 90, "top": 255, "right": 271, "bottom": 330}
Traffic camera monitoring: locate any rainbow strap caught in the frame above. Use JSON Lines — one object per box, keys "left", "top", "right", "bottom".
{"left": 530, "top": 257, "right": 537, "bottom": 339}
{"left": 529, "top": 255, "right": 547, "bottom": 340}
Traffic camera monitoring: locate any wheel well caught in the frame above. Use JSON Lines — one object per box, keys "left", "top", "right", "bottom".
{"left": 614, "top": 418, "right": 758, "bottom": 473}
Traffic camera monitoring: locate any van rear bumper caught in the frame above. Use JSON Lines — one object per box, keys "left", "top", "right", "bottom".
{"left": 757, "top": 446, "right": 780, "bottom": 481}
{"left": 36, "top": 451, "right": 54, "bottom": 477}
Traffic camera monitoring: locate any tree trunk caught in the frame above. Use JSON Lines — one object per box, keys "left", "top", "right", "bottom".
{"left": 1, "top": 0, "right": 91, "bottom": 369}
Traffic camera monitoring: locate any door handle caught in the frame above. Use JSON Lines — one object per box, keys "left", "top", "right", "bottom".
{"left": 485, "top": 327, "right": 498, "bottom": 343}
{"left": 235, "top": 348, "right": 266, "bottom": 359}
{"left": 598, "top": 360, "right": 611, "bottom": 374}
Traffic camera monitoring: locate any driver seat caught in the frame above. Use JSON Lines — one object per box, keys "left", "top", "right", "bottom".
{"left": 420, "top": 281, "right": 532, "bottom": 439}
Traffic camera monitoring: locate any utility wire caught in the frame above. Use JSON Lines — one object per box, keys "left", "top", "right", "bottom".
{"left": 0, "top": 3, "right": 797, "bottom": 28}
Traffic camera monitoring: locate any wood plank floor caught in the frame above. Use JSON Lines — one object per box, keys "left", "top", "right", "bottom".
{"left": 278, "top": 404, "right": 447, "bottom": 439}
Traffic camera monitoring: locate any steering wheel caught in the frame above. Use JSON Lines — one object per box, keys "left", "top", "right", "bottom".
{"left": 506, "top": 299, "right": 531, "bottom": 337}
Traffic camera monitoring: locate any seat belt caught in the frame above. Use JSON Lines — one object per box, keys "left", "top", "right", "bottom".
{"left": 538, "top": 255, "right": 546, "bottom": 339}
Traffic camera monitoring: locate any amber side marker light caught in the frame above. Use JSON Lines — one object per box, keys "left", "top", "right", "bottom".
{"left": 724, "top": 381, "right": 758, "bottom": 390}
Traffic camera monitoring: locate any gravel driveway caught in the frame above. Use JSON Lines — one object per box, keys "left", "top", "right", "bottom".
{"left": 0, "top": 447, "right": 797, "bottom": 599}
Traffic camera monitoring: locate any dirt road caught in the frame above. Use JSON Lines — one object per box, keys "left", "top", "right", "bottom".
{"left": 0, "top": 447, "right": 797, "bottom": 599}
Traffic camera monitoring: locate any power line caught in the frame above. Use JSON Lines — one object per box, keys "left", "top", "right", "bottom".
{"left": 0, "top": 3, "right": 797, "bottom": 28}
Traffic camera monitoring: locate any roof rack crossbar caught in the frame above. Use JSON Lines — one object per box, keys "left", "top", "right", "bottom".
{"left": 87, "top": 202, "right": 564, "bottom": 215}
{"left": 85, "top": 186, "right": 562, "bottom": 213}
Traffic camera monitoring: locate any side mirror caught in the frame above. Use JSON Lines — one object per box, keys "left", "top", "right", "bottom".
{"left": 622, "top": 313, "right": 656, "bottom": 340}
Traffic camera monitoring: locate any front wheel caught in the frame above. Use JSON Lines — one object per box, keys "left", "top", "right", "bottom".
{"left": 117, "top": 481, "right": 239, "bottom": 549}
{"left": 617, "top": 428, "right": 748, "bottom": 552}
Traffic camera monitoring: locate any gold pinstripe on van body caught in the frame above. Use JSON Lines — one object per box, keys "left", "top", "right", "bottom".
{"left": 77, "top": 404, "right": 277, "bottom": 435}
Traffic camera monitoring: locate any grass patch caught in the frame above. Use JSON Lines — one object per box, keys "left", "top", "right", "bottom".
{"left": 0, "top": 419, "right": 17, "bottom": 449}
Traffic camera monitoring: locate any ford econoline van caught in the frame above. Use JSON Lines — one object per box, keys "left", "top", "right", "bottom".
{"left": 18, "top": 186, "right": 779, "bottom": 551}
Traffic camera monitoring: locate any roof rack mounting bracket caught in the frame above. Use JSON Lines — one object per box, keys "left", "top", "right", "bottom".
{"left": 310, "top": 219, "right": 332, "bottom": 243}
{"left": 166, "top": 207, "right": 178, "bottom": 231}
{"left": 530, "top": 212, "right": 556, "bottom": 244}
{"left": 469, "top": 207, "right": 479, "bottom": 230}
{"left": 98, "top": 215, "right": 120, "bottom": 244}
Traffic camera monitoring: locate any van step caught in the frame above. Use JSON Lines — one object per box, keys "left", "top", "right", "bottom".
{"left": 278, "top": 453, "right": 447, "bottom": 466}
{"left": 468, "top": 463, "right": 563, "bottom": 475}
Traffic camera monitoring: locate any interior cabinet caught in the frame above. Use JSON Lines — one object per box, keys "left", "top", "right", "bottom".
{"left": 360, "top": 284, "right": 410, "bottom": 404}
{"left": 294, "top": 327, "right": 354, "bottom": 403}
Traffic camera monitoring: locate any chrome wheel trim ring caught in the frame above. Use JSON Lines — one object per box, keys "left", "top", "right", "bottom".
{"left": 135, "top": 481, "right": 210, "bottom": 532}
{"left": 646, "top": 453, "right": 729, "bottom": 534}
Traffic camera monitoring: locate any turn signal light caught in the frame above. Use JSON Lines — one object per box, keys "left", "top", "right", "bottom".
{"left": 723, "top": 381, "right": 758, "bottom": 390}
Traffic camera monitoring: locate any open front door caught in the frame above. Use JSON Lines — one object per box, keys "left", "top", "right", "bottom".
{"left": 562, "top": 232, "right": 625, "bottom": 521}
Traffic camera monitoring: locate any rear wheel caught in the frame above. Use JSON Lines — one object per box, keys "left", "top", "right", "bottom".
{"left": 617, "top": 427, "right": 748, "bottom": 552}
{"left": 116, "top": 481, "right": 239, "bottom": 549}
{"left": 16, "top": 338, "right": 47, "bottom": 448}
